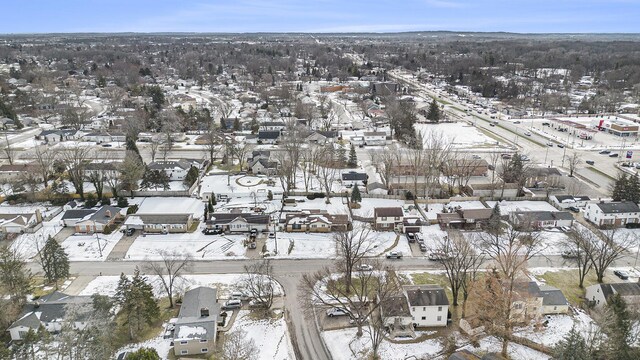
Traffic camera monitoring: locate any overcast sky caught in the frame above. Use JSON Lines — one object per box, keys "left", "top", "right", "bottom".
{"left": 2, "top": 0, "right": 637, "bottom": 33}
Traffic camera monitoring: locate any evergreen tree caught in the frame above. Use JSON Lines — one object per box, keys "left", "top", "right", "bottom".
{"left": 117, "top": 197, "right": 129, "bottom": 208}
{"left": 0, "top": 245, "right": 32, "bottom": 303}
{"left": 347, "top": 144, "right": 358, "bottom": 168}
{"left": 426, "top": 99, "right": 441, "bottom": 123}
{"left": 338, "top": 145, "right": 347, "bottom": 167}
{"left": 184, "top": 166, "right": 199, "bottom": 187}
{"left": 486, "top": 204, "right": 503, "bottom": 236}
{"left": 141, "top": 169, "right": 170, "bottom": 190}
{"left": 115, "top": 268, "right": 159, "bottom": 340}
{"left": 126, "top": 347, "right": 160, "bottom": 360}
{"left": 146, "top": 85, "right": 165, "bottom": 110}
{"left": 233, "top": 117, "right": 241, "bottom": 131}
{"left": 351, "top": 185, "right": 362, "bottom": 203}
{"left": 38, "top": 236, "right": 70, "bottom": 285}
{"left": 268, "top": 190, "right": 273, "bottom": 201}
{"left": 553, "top": 327, "right": 593, "bottom": 360}
{"left": 204, "top": 204, "right": 208, "bottom": 220}
{"left": 211, "top": 193, "right": 217, "bottom": 206}
{"left": 625, "top": 173, "right": 640, "bottom": 204}
{"left": 601, "top": 293, "right": 638, "bottom": 360}
{"left": 612, "top": 173, "right": 629, "bottom": 201}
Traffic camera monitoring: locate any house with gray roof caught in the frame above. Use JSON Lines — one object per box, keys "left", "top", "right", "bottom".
{"left": 7, "top": 291, "right": 94, "bottom": 341}
{"left": 206, "top": 213, "right": 270, "bottom": 233}
{"left": 404, "top": 285, "right": 450, "bottom": 327}
{"left": 73, "top": 205, "right": 122, "bottom": 233}
{"left": 584, "top": 201, "right": 640, "bottom": 228}
{"left": 148, "top": 160, "right": 199, "bottom": 181}
{"left": 586, "top": 282, "right": 640, "bottom": 308}
{"left": 510, "top": 210, "right": 574, "bottom": 229}
{"left": 173, "top": 287, "right": 220, "bottom": 357}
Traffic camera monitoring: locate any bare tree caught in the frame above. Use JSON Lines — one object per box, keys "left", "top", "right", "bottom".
{"left": 144, "top": 250, "right": 193, "bottom": 308}
{"left": 33, "top": 145, "right": 58, "bottom": 187}
{"left": 148, "top": 138, "right": 160, "bottom": 163}
{"left": 299, "top": 262, "right": 398, "bottom": 338}
{"left": 316, "top": 145, "right": 338, "bottom": 202}
{"left": 239, "top": 259, "right": 275, "bottom": 309}
{"left": 563, "top": 225, "right": 595, "bottom": 288}
{"left": 334, "top": 225, "right": 377, "bottom": 292}
{"left": 587, "top": 226, "right": 632, "bottom": 283}
{"left": 437, "top": 230, "right": 484, "bottom": 307}
{"left": 566, "top": 152, "right": 582, "bottom": 177}
{"left": 61, "top": 146, "right": 93, "bottom": 199}
{"left": 2, "top": 132, "right": 15, "bottom": 165}
{"left": 216, "top": 328, "right": 259, "bottom": 360}
{"left": 119, "top": 150, "right": 145, "bottom": 197}
{"left": 203, "top": 124, "right": 221, "bottom": 165}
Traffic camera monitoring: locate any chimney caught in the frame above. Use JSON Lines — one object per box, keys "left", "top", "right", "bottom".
{"left": 105, "top": 210, "right": 112, "bottom": 218}
{"left": 200, "top": 308, "right": 209, "bottom": 317}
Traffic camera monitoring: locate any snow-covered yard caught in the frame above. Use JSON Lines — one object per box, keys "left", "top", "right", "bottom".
{"left": 415, "top": 122, "right": 496, "bottom": 149}
{"left": 486, "top": 200, "right": 558, "bottom": 214}
{"left": 266, "top": 232, "right": 337, "bottom": 259}
{"left": 458, "top": 336, "right": 550, "bottom": 360}
{"left": 10, "top": 212, "right": 65, "bottom": 260}
{"left": 125, "top": 233, "right": 247, "bottom": 260}
{"left": 514, "top": 310, "right": 599, "bottom": 348}
{"left": 322, "top": 327, "right": 444, "bottom": 360}
{"left": 233, "top": 310, "right": 296, "bottom": 360}
{"left": 282, "top": 196, "right": 349, "bottom": 215}
{"left": 61, "top": 231, "right": 123, "bottom": 261}
{"left": 351, "top": 198, "right": 409, "bottom": 218}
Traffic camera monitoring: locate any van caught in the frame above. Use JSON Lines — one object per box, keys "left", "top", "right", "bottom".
{"left": 222, "top": 299, "right": 242, "bottom": 310}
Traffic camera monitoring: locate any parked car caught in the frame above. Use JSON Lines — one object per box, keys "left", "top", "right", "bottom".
{"left": 547, "top": 142, "right": 554, "bottom": 147}
{"left": 542, "top": 122, "right": 550, "bottom": 126}
{"left": 428, "top": 252, "right": 451, "bottom": 261}
{"left": 524, "top": 131, "right": 532, "bottom": 136}
{"left": 357, "top": 264, "right": 374, "bottom": 271}
{"left": 248, "top": 299, "right": 267, "bottom": 309}
{"left": 268, "top": 232, "right": 276, "bottom": 238}
{"left": 520, "top": 155, "right": 530, "bottom": 161}
{"left": 488, "top": 164, "right": 495, "bottom": 171}
{"left": 126, "top": 228, "right": 135, "bottom": 236}
{"left": 568, "top": 206, "right": 580, "bottom": 213}
{"left": 222, "top": 299, "right": 242, "bottom": 310}
{"left": 326, "top": 307, "right": 350, "bottom": 317}
{"left": 386, "top": 251, "right": 403, "bottom": 259}
{"left": 231, "top": 292, "right": 251, "bottom": 301}
{"left": 599, "top": 150, "right": 611, "bottom": 155}
{"left": 101, "top": 143, "right": 113, "bottom": 147}
{"left": 203, "top": 228, "right": 222, "bottom": 235}
{"left": 472, "top": 154, "right": 482, "bottom": 159}
{"left": 489, "top": 123, "right": 496, "bottom": 127}
{"left": 614, "top": 270, "right": 629, "bottom": 280}
{"left": 586, "top": 160, "right": 595, "bottom": 165}
{"left": 406, "top": 233, "right": 416, "bottom": 243}
{"left": 513, "top": 120, "right": 521, "bottom": 124}
{"left": 501, "top": 153, "right": 512, "bottom": 159}
{"left": 419, "top": 243, "right": 428, "bottom": 252}
{"left": 557, "top": 144, "right": 565, "bottom": 148}
{"left": 609, "top": 153, "right": 619, "bottom": 158}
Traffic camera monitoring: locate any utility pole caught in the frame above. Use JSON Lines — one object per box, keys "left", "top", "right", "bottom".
{"left": 93, "top": 220, "right": 103, "bottom": 258}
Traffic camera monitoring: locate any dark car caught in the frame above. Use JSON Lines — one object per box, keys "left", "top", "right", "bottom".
{"left": 599, "top": 150, "right": 611, "bottom": 155}
{"left": 557, "top": 144, "right": 565, "bottom": 148}
{"left": 586, "top": 160, "right": 595, "bottom": 165}
{"left": 406, "top": 233, "right": 416, "bottom": 243}
{"left": 126, "top": 228, "right": 135, "bottom": 236}
{"left": 202, "top": 228, "right": 222, "bottom": 235}
{"left": 609, "top": 153, "right": 619, "bottom": 158}
{"left": 568, "top": 206, "right": 580, "bottom": 213}
{"left": 614, "top": 270, "right": 629, "bottom": 280}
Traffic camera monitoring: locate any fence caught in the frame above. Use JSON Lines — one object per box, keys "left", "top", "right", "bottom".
{"left": 131, "top": 179, "right": 199, "bottom": 198}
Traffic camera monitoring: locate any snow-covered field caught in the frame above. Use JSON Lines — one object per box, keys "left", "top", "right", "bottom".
{"left": 322, "top": 327, "right": 444, "bottom": 360}
{"left": 266, "top": 232, "right": 337, "bottom": 259}
{"left": 79, "top": 274, "right": 283, "bottom": 298}
{"left": 233, "top": 310, "right": 296, "bottom": 360}
{"left": 125, "top": 233, "right": 247, "bottom": 260}
{"left": 282, "top": 196, "right": 349, "bottom": 215}
{"left": 487, "top": 200, "right": 558, "bottom": 214}
{"left": 351, "top": 198, "right": 408, "bottom": 218}
{"left": 61, "top": 231, "right": 123, "bottom": 261}
{"left": 415, "top": 122, "right": 496, "bottom": 149}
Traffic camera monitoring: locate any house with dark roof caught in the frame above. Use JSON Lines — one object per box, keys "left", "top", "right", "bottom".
{"left": 148, "top": 160, "right": 199, "bottom": 181}
{"left": 586, "top": 282, "right": 640, "bottom": 308}
{"left": 284, "top": 210, "right": 350, "bottom": 232}
{"left": 173, "top": 287, "right": 220, "bottom": 357}
{"left": 257, "top": 131, "right": 280, "bottom": 144}
{"left": 306, "top": 130, "right": 338, "bottom": 144}
{"left": 438, "top": 208, "right": 493, "bottom": 230}
{"left": 584, "top": 201, "right": 640, "bottom": 228}
{"left": 510, "top": 210, "right": 574, "bottom": 229}
{"left": 7, "top": 291, "right": 94, "bottom": 341}
{"left": 250, "top": 158, "right": 278, "bottom": 176}
{"left": 380, "top": 293, "right": 414, "bottom": 338}
{"left": 404, "top": 285, "right": 449, "bottom": 327}
{"left": 511, "top": 282, "right": 569, "bottom": 321}
{"left": 374, "top": 207, "right": 404, "bottom": 231}
{"left": 74, "top": 206, "right": 122, "bottom": 233}
{"left": 61, "top": 209, "right": 97, "bottom": 227}
{"left": 550, "top": 194, "right": 592, "bottom": 209}
{"left": 0, "top": 163, "right": 40, "bottom": 181}
{"left": 341, "top": 171, "right": 368, "bottom": 186}
{"left": 258, "top": 121, "right": 286, "bottom": 132}
{"left": 206, "top": 213, "right": 270, "bottom": 233}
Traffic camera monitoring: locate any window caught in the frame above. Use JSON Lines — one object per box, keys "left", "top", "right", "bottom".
{"left": 180, "top": 340, "right": 188, "bottom": 345}
{"left": 381, "top": 217, "right": 387, "bottom": 221}
{"left": 438, "top": 306, "right": 442, "bottom": 312}
{"left": 422, "top": 307, "right": 426, "bottom": 311}
{"left": 412, "top": 307, "right": 415, "bottom": 312}
{"left": 181, "top": 350, "right": 188, "bottom": 355}
{"left": 421, "top": 316, "right": 426, "bottom": 320}
{"left": 437, "top": 316, "right": 442, "bottom": 322}
{"left": 201, "top": 348, "right": 209, "bottom": 353}
{"left": 554, "top": 306, "right": 557, "bottom": 311}
{"left": 200, "top": 339, "right": 207, "bottom": 343}
{"left": 514, "top": 303, "right": 523, "bottom": 310}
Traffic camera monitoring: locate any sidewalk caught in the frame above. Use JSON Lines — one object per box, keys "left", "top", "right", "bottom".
{"left": 64, "top": 275, "right": 95, "bottom": 295}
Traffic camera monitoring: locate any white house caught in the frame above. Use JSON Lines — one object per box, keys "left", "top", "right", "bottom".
{"left": 363, "top": 131, "right": 386, "bottom": 146}
{"left": 551, "top": 195, "right": 592, "bottom": 209}
{"left": 510, "top": 211, "right": 574, "bottom": 229}
{"left": 374, "top": 207, "right": 404, "bottom": 231}
{"left": 205, "top": 213, "right": 270, "bottom": 233}
{"left": 259, "top": 121, "right": 286, "bottom": 132}
{"left": 584, "top": 201, "right": 640, "bottom": 228}
{"left": 148, "top": 160, "right": 196, "bottom": 181}
{"left": 586, "top": 282, "right": 640, "bottom": 308}
{"left": 404, "top": 285, "right": 449, "bottom": 327}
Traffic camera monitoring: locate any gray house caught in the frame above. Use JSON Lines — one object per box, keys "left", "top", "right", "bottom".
{"left": 173, "top": 287, "right": 220, "bottom": 357}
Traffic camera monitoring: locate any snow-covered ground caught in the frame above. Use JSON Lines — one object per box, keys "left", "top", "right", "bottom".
{"left": 114, "top": 333, "right": 173, "bottom": 360}
{"left": 458, "top": 336, "right": 550, "bottom": 360}
{"left": 10, "top": 212, "right": 65, "bottom": 260}
{"left": 415, "top": 122, "right": 496, "bottom": 149}
{"left": 282, "top": 196, "right": 349, "bottom": 215}
{"left": 233, "top": 310, "right": 296, "bottom": 360}
{"left": 125, "top": 233, "right": 247, "bottom": 260}
{"left": 486, "top": 200, "right": 558, "bottom": 214}
{"left": 79, "top": 274, "right": 283, "bottom": 298}
{"left": 61, "top": 231, "right": 123, "bottom": 261}
{"left": 322, "top": 327, "right": 444, "bottom": 360}
{"left": 266, "top": 232, "right": 337, "bottom": 259}
{"left": 351, "top": 198, "right": 408, "bottom": 218}
{"left": 514, "top": 310, "right": 599, "bottom": 348}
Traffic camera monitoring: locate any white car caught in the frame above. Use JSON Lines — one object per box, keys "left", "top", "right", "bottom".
{"left": 357, "top": 264, "right": 373, "bottom": 271}
{"left": 524, "top": 131, "right": 532, "bottom": 136}
{"left": 326, "top": 307, "right": 350, "bottom": 317}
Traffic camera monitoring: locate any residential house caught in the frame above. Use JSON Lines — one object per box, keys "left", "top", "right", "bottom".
{"left": 259, "top": 121, "right": 286, "bottom": 132}
{"left": 526, "top": 167, "right": 563, "bottom": 188}
{"left": 586, "top": 282, "right": 640, "bottom": 309}
{"left": 374, "top": 207, "right": 404, "bottom": 231}
{"left": 550, "top": 195, "right": 592, "bottom": 209}
{"left": 124, "top": 197, "right": 201, "bottom": 233}
{"left": 38, "top": 129, "right": 77, "bottom": 143}
{"left": 173, "top": 287, "right": 220, "bottom": 357}
{"left": 7, "top": 291, "right": 94, "bottom": 341}
{"left": 248, "top": 150, "right": 271, "bottom": 163}
{"left": 437, "top": 208, "right": 493, "bottom": 230}
{"left": 441, "top": 159, "right": 489, "bottom": 178}
{"left": 148, "top": 160, "right": 197, "bottom": 181}
{"left": 341, "top": 171, "right": 368, "bottom": 187}
{"left": 283, "top": 211, "right": 350, "bottom": 232}
{"left": 82, "top": 131, "right": 113, "bottom": 143}
{"left": 511, "top": 282, "right": 569, "bottom": 322}
{"left": 306, "top": 131, "right": 338, "bottom": 144}
{"left": 367, "top": 182, "right": 388, "bottom": 195}
{"left": 403, "top": 217, "right": 423, "bottom": 234}
{"left": 404, "top": 285, "right": 449, "bottom": 327}
{"left": 74, "top": 206, "right": 122, "bottom": 233}
{"left": 0, "top": 210, "right": 42, "bottom": 233}
{"left": 257, "top": 131, "right": 280, "bottom": 144}
{"left": 250, "top": 159, "right": 278, "bottom": 176}
{"left": 467, "top": 183, "right": 519, "bottom": 198}
{"left": 371, "top": 82, "right": 399, "bottom": 96}
{"left": 61, "top": 209, "right": 97, "bottom": 227}
{"left": 83, "top": 162, "right": 121, "bottom": 179}
{"left": 510, "top": 211, "right": 574, "bottom": 229}
{"left": 0, "top": 163, "right": 40, "bottom": 182}
{"left": 363, "top": 131, "right": 386, "bottom": 146}
{"left": 206, "top": 213, "right": 270, "bottom": 233}
{"left": 584, "top": 201, "right": 640, "bottom": 227}
{"left": 380, "top": 293, "right": 414, "bottom": 338}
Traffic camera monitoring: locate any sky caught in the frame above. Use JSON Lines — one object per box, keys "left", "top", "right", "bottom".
{"left": 2, "top": 0, "right": 638, "bottom": 34}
